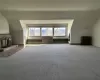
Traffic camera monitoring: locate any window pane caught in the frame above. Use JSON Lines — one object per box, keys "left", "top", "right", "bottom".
{"left": 34, "top": 28, "right": 40, "bottom": 36}
{"left": 54, "top": 27, "right": 66, "bottom": 36}
{"left": 29, "top": 28, "right": 40, "bottom": 36}
{"left": 42, "top": 28, "right": 53, "bottom": 36}
{"left": 29, "top": 28, "right": 34, "bottom": 36}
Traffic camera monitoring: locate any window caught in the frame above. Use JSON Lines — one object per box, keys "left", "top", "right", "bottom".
{"left": 41, "top": 28, "right": 53, "bottom": 36}
{"left": 28, "top": 27, "right": 66, "bottom": 37}
{"left": 29, "top": 28, "right": 40, "bottom": 36}
{"left": 54, "top": 27, "right": 66, "bottom": 36}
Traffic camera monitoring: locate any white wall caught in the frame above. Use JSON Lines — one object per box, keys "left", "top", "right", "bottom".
{"left": 9, "top": 20, "right": 24, "bottom": 44}
{"left": 1, "top": 10, "right": 99, "bottom": 44}
{"left": 70, "top": 11, "right": 99, "bottom": 44}
{"left": 20, "top": 22, "right": 28, "bottom": 45}
{"left": 0, "top": 13, "right": 9, "bottom": 34}
{"left": 67, "top": 21, "right": 74, "bottom": 37}
{"left": 93, "top": 19, "right": 100, "bottom": 47}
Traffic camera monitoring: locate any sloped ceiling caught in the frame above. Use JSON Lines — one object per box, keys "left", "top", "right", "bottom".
{"left": 20, "top": 20, "right": 74, "bottom": 25}
{"left": 20, "top": 20, "right": 74, "bottom": 30}
{"left": 0, "top": 0, "right": 100, "bottom": 11}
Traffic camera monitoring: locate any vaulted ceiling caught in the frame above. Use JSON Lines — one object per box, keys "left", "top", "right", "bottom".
{"left": 0, "top": 0, "right": 100, "bottom": 11}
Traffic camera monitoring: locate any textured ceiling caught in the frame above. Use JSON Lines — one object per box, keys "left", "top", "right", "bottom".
{"left": 0, "top": 0, "right": 100, "bottom": 11}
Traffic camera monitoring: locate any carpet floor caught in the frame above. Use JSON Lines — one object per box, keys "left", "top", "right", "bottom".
{"left": 0, "top": 44, "right": 100, "bottom": 80}
{"left": 0, "top": 46, "right": 23, "bottom": 57}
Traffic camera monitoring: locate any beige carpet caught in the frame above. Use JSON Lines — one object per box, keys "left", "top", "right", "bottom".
{"left": 0, "top": 44, "right": 100, "bottom": 80}
{"left": 0, "top": 46, "right": 23, "bottom": 57}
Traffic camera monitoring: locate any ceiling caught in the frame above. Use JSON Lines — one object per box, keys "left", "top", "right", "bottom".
{"left": 0, "top": 0, "right": 100, "bottom": 11}
{"left": 20, "top": 20, "right": 74, "bottom": 29}
{"left": 20, "top": 20, "right": 74, "bottom": 24}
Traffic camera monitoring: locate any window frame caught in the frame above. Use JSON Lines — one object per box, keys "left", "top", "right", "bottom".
{"left": 28, "top": 27, "right": 41, "bottom": 37}
{"left": 28, "top": 27, "right": 66, "bottom": 37}
{"left": 53, "top": 27, "right": 67, "bottom": 37}
{"left": 41, "top": 27, "right": 53, "bottom": 36}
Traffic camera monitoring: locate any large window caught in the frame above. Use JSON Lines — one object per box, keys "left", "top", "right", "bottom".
{"left": 41, "top": 28, "right": 53, "bottom": 36}
{"left": 54, "top": 27, "right": 66, "bottom": 36}
{"left": 29, "top": 28, "right": 40, "bottom": 36}
{"left": 28, "top": 27, "right": 66, "bottom": 37}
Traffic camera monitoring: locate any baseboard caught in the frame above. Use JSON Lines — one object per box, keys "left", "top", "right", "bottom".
{"left": 69, "top": 43, "right": 81, "bottom": 45}
{"left": 18, "top": 44, "right": 24, "bottom": 47}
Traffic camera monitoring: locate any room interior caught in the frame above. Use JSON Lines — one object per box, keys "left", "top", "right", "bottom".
{"left": 0, "top": 0, "right": 100, "bottom": 80}
{"left": 0, "top": 17, "right": 97, "bottom": 52}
